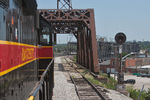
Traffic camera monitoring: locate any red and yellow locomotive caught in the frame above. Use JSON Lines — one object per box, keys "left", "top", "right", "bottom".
{"left": 0, "top": 0, "right": 54, "bottom": 99}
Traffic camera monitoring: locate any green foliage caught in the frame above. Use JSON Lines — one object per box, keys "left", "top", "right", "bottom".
{"left": 71, "top": 75, "right": 75, "bottom": 79}
{"left": 83, "top": 72, "right": 104, "bottom": 87}
{"left": 73, "top": 55, "right": 77, "bottom": 62}
{"left": 99, "top": 72, "right": 117, "bottom": 90}
{"left": 87, "top": 77, "right": 100, "bottom": 85}
{"left": 106, "top": 77, "right": 117, "bottom": 89}
{"left": 82, "top": 70, "right": 88, "bottom": 74}
{"left": 138, "top": 41, "right": 150, "bottom": 51}
{"left": 126, "top": 86, "right": 150, "bottom": 100}
{"left": 99, "top": 72, "right": 108, "bottom": 77}
{"left": 145, "top": 89, "right": 150, "bottom": 100}
{"left": 54, "top": 44, "right": 68, "bottom": 53}
{"left": 122, "top": 52, "right": 128, "bottom": 57}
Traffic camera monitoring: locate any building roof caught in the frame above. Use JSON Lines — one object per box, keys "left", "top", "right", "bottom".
{"left": 126, "top": 65, "right": 150, "bottom": 69}
{"left": 100, "top": 60, "right": 111, "bottom": 65}
{"left": 126, "top": 66, "right": 141, "bottom": 69}
{"left": 141, "top": 65, "right": 150, "bottom": 69}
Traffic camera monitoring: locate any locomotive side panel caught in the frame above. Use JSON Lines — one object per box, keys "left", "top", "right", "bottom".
{"left": 0, "top": 0, "right": 54, "bottom": 99}
{"left": 0, "top": 61, "right": 38, "bottom": 99}
{"left": 0, "top": 0, "right": 39, "bottom": 99}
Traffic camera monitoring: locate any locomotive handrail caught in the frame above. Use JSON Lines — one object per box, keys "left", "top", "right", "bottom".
{"left": 27, "top": 58, "right": 54, "bottom": 100}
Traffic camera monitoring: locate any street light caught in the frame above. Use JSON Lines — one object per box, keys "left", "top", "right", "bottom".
{"left": 122, "top": 52, "right": 137, "bottom": 61}
{"left": 121, "top": 52, "right": 137, "bottom": 73}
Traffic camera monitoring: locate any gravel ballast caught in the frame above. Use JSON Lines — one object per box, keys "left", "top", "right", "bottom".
{"left": 52, "top": 57, "right": 79, "bottom": 100}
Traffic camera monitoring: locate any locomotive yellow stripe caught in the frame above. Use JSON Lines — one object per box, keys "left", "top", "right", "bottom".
{"left": 0, "top": 40, "right": 53, "bottom": 76}
{"left": 39, "top": 57, "right": 53, "bottom": 59}
{"left": 0, "top": 57, "right": 53, "bottom": 77}
{"left": 0, "top": 40, "right": 53, "bottom": 48}
{"left": 0, "top": 40, "right": 36, "bottom": 47}
{"left": 28, "top": 96, "right": 34, "bottom": 100}
{"left": 39, "top": 46, "right": 53, "bottom": 48}
{"left": 39, "top": 69, "right": 46, "bottom": 71}
{"left": 0, "top": 58, "right": 37, "bottom": 77}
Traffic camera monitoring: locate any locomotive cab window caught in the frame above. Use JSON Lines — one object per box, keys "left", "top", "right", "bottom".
{"left": 40, "top": 34, "right": 50, "bottom": 45}
{"left": 0, "top": 7, "right": 7, "bottom": 40}
{"left": 39, "top": 26, "right": 51, "bottom": 45}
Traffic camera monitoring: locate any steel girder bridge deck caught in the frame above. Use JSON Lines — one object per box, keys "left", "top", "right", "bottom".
{"left": 39, "top": 9, "right": 99, "bottom": 73}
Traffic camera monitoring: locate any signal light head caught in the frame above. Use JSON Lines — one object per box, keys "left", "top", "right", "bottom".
{"left": 115, "top": 32, "right": 126, "bottom": 45}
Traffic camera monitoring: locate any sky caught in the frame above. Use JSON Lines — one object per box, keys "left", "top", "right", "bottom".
{"left": 37, "top": 0, "right": 150, "bottom": 43}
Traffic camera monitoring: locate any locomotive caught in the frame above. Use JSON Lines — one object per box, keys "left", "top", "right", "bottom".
{"left": 0, "top": 0, "right": 54, "bottom": 99}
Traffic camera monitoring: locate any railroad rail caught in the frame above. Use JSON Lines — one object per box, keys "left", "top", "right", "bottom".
{"left": 65, "top": 58, "right": 111, "bottom": 100}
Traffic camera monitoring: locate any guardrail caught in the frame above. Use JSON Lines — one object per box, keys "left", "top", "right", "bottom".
{"left": 27, "top": 59, "right": 54, "bottom": 100}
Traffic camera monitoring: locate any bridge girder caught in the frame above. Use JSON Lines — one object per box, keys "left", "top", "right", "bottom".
{"left": 39, "top": 9, "right": 99, "bottom": 73}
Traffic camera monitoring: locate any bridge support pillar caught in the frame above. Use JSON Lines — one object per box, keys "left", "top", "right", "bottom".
{"left": 89, "top": 9, "right": 99, "bottom": 73}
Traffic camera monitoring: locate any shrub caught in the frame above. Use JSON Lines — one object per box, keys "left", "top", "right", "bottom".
{"left": 126, "top": 86, "right": 150, "bottom": 100}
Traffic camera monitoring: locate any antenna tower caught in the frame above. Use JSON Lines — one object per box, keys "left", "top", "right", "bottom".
{"left": 57, "top": 0, "right": 73, "bottom": 10}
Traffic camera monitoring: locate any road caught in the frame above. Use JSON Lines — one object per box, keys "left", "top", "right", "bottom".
{"left": 124, "top": 74, "right": 150, "bottom": 91}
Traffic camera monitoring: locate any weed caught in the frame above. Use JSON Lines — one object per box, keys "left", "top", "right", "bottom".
{"left": 126, "top": 86, "right": 150, "bottom": 100}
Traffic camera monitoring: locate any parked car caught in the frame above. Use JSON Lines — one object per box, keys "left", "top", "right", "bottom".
{"left": 124, "top": 79, "right": 136, "bottom": 84}
{"left": 141, "top": 74, "right": 150, "bottom": 77}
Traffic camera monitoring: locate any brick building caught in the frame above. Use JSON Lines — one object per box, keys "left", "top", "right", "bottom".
{"left": 100, "top": 58, "right": 121, "bottom": 73}
{"left": 125, "top": 57, "right": 150, "bottom": 73}
{"left": 100, "top": 57, "right": 150, "bottom": 73}
{"left": 125, "top": 57, "right": 150, "bottom": 68}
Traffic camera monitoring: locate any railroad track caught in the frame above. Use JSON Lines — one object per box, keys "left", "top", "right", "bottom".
{"left": 65, "top": 57, "right": 111, "bottom": 100}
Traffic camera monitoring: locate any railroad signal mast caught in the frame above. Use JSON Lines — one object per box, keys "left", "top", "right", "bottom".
{"left": 115, "top": 32, "right": 126, "bottom": 84}
{"left": 57, "top": 0, "right": 73, "bottom": 9}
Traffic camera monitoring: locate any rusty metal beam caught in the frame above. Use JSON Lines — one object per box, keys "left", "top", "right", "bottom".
{"left": 39, "top": 9, "right": 99, "bottom": 73}
{"left": 89, "top": 9, "right": 99, "bottom": 73}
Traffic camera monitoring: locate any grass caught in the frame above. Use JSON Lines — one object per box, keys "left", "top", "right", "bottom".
{"left": 79, "top": 70, "right": 117, "bottom": 89}
{"left": 73, "top": 61, "right": 150, "bottom": 100}
{"left": 73, "top": 62, "right": 117, "bottom": 90}
{"left": 85, "top": 73, "right": 103, "bottom": 86}
{"left": 71, "top": 75, "right": 75, "bottom": 79}
{"left": 99, "top": 72, "right": 117, "bottom": 90}
{"left": 73, "top": 55, "right": 77, "bottom": 62}
{"left": 87, "top": 77, "right": 100, "bottom": 85}
{"left": 126, "top": 86, "right": 150, "bottom": 100}
{"left": 105, "top": 77, "right": 117, "bottom": 89}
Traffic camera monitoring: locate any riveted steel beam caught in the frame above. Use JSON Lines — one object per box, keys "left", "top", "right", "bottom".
{"left": 39, "top": 9, "right": 99, "bottom": 73}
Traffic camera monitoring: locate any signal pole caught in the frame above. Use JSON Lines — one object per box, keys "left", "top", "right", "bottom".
{"left": 115, "top": 32, "right": 126, "bottom": 85}
{"left": 118, "top": 45, "right": 124, "bottom": 84}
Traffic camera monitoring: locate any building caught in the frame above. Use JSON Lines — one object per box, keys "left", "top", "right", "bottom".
{"left": 100, "top": 56, "right": 150, "bottom": 74}
{"left": 100, "top": 58, "right": 121, "bottom": 73}
{"left": 124, "top": 57, "right": 150, "bottom": 73}
{"left": 97, "top": 42, "right": 116, "bottom": 61}
{"left": 97, "top": 40, "right": 140, "bottom": 61}
{"left": 122, "top": 42, "right": 140, "bottom": 53}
